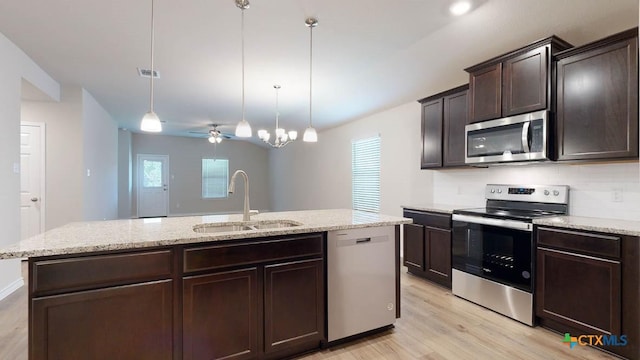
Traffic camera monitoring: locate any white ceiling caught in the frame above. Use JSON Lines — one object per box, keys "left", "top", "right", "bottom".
{"left": 1, "top": 0, "right": 638, "bottom": 139}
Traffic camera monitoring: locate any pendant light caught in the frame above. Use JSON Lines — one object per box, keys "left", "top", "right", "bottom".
{"left": 140, "top": 0, "right": 162, "bottom": 132}
{"left": 234, "top": 0, "right": 252, "bottom": 137}
{"left": 303, "top": 17, "right": 318, "bottom": 142}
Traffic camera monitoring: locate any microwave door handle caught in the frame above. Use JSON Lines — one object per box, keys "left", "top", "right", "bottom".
{"left": 521, "top": 121, "right": 530, "bottom": 153}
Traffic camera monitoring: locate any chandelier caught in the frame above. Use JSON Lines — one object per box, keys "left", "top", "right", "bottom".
{"left": 258, "top": 85, "right": 298, "bottom": 148}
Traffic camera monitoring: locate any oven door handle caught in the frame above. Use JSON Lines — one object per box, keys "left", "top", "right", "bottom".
{"left": 452, "top": 214, "right": 532, "bottom": 232}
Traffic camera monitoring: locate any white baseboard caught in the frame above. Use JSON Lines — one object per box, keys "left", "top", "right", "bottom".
{"left": 0, "top": 277, "right": 25, "bottom": 302}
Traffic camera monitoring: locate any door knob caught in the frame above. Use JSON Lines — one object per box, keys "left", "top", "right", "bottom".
{"left": 31, "top": 197, "right": 38, "bottom": 202}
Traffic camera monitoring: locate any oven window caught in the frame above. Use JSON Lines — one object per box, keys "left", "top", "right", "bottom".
{"left": 452, "top": 222, "right": 533, "bottom": 292}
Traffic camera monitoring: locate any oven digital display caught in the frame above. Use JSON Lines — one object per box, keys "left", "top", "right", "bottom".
{"left": 508, "top": 187, "right": 535, "bottom": 195}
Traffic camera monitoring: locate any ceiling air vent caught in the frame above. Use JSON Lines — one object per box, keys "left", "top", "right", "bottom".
{"left": 137, "top": 68, "right": 160, "bottom": 78}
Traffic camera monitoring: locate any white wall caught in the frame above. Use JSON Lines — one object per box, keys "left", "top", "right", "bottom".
{"left": 21, "top": 85, "right": 119, "bottom": 228}
{"left": 130, "top": 134, "right": 271, "bottom": 217}
{"left": 118, "top": 129, "right": 133, "bottom": 219}
{"left": 22, "top": 87, "right": 85, "bottom": 230}
{"left": 0, "top": 31, "right": 59, "bottom": 300}
{"left": 82, "top": 89, "right": 118, "bottom": 221}
{"left": 269, "top": 101, "right": 432, "bottom": 217}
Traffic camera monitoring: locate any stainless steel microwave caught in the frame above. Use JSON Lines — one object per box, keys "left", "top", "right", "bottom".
{"left": 465, "top": 110, "right": 549, "bottom": 165}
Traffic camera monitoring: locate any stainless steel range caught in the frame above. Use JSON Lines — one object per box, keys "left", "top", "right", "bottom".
{"left": 451, "top": 184, "right": 569, "bottom": 326}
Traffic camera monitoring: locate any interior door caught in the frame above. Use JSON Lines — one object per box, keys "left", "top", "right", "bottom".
{"left": 137, "top": 154, "right": 169, "bottom": 218}
{"left": 20, "top": 122, "right": 45, "bottom": 239}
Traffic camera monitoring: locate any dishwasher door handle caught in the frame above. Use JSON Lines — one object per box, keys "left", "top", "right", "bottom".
{"left": 356, "top": 238, "right": 371, "bottom": 244}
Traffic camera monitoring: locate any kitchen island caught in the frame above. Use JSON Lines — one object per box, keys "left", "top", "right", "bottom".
{"left": 0, "top": 209, "right": 410, "bottom": 360}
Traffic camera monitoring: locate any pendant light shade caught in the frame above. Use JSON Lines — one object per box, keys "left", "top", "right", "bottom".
{"left": 141, "top": 111, "right": 162, "bottom": 132}
{"left": 234, "top": 0, "right": 252, "bottom": 137}
{"left": 140, "top": 0, "right": 162, "bottom": 133}
{"left": 302, "top": 127, "right": 317, "bottom": 142}
{"left": 235, "top": 119, "right": 252, "bottom": 137}
{"left": 303, "top": 17, "right": 318, "bottom": 143}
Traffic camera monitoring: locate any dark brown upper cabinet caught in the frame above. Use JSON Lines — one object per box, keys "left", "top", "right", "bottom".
{"left": 466, "top": 36, "right": 572, "bottom": 123}
{"left": 419, "top": 84, "right": 469, "bottom": 169}
{"left": 555, "top": 27, "right": 639, "bottom": 162}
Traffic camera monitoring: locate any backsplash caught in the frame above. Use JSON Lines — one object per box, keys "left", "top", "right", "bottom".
{"left": 433, "top": 162, "right": 640, "bottom": 221}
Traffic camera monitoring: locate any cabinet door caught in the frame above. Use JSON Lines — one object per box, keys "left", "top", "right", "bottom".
{"left": 264, "top": 259, "right": 324, "bottom": 357}
{"left": 183, "top": 268, "right": 258, "bottom": 360}
{"left": 443, "top": 89, "right": 469, "bottom": 167}
{"left": 469, "top": 63, "right": 502, "bottom": 122}
{"left": 31, "top": 280, "right": 173, "bottom": 360}
{"left": 536, "top": 247, "right": 621, "bottom": 335}
{"left": 403, "top": 224, "right": 425, "bottom": 272}
{"left": 421, "top": 99, "right": 443, "bottom": 168}
{"left": 502, "top": 46, "right": 548, "bottom": 116}
{"left": 425, "top": 227, "right": 452, "bottom": 288}
{"left": 556, "top": 37, "right": 639, "bottom": 161}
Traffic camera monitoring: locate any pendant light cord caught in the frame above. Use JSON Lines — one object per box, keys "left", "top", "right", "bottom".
{"left": 149, "top": 0, "right": 155, "bottom": 112}
{"left": 309, "top": 24, "right": 313, "bottom": 128}
{"left": 275, "top": 86, "right": 279, "bottom": 130}
{"left": 241, "top": 7, "right": 246, "bottom": 121}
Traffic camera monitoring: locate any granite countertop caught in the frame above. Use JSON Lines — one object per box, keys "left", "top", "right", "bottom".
{"left": 534, "top": 216, "right": 640, "bottom": 237}
{"left": 401, "top": 203, "right": 467, "bottom": 214}
{"left": 0, "top": 209, "right": 411, "bottom": 259}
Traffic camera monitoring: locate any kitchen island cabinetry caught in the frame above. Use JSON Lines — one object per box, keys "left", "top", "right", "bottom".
{"left": 419, "top": 85, "right": 469, "bottom": 169}
{"left": 29, "top": 249, "right": 176, "bottom": 360}
{"left": 179, "top": 233, "right": 325, "bottom": 360}
{"left": 402, "top": 209, "right": 452, "bottom": 288}
{"left": 555, "top": 28, "right": 638, "bottom": 162}
{"left": 466, "top": 36, "right": 571, "bottom": 123}
{"left": 4, "top": 209, "right": 409, "bottom": 360}
{"left": 535, "top": 226, "right": 639, "bottom": 359}
{"left": 30, "top": 234, "right": 326, "bottom": 360}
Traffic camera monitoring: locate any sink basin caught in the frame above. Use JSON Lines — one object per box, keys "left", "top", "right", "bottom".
{"left": 193, "top": 220, "right": 302, "bottom": 233}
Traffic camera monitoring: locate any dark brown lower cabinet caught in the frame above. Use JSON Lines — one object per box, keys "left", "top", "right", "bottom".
{"left": 536, "top": 247, "right": 621, "bottom": 334}
{"left": 31, "top": 280, "right": 173, "bottom": 360}
{"left": 403, "top": 223, "right": 424, "bottom": 271}
{"left": 264, "top": 259, "right": 324, "bottom": 359}
{"left": 183, "top": 268, "right": 259, "bottom": 360}
{"left": 402, "top": 209, "right": 452, "bottom": 288}
{"left": 536, "top": 227, "right": 639, "bottom": 359}
{"left": 30, "top": 234, "right": 327, "bottom": 360}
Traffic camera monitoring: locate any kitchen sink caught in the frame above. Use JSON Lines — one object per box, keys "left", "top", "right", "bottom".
{"left": 193, "top": 220, "right": 302, "bottom": 233}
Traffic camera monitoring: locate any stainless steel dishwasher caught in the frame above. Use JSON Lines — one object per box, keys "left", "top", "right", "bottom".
{"left": 327, "top": 226, "right": 396, "bottom": 342}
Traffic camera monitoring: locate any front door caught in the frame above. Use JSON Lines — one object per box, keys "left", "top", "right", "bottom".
{"left": 20, "top": 122, "right": 45, "bottom": 239}
{"left": 137, "top": 154, "right": 169, "bottom": 218}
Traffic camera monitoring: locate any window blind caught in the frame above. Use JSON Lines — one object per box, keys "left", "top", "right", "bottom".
{"left": 202, "top": 158, "right": 229, "bottom": 199}
{"left": 352, "top": 136, "right": 381, "bottom": 213}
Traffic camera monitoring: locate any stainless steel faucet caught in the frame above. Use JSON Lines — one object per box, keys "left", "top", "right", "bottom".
{"left": 228, "top": 170, "right": 252, "bottom": 221}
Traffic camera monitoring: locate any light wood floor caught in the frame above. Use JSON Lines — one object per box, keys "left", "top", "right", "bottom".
{"left": 0, "top": 262, "right": 616, "bottom": 360}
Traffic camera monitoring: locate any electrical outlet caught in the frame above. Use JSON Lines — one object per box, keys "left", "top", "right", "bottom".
{"left": 612, "top": 188, "right": 623, "bottom": 202}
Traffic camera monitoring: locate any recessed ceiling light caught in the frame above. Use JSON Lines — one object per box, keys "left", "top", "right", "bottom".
{"left": 449, "top": 1, "right": 472, "bottom": 16}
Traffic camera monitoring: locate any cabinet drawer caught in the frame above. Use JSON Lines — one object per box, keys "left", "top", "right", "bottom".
{"left": 184, "top": 234, "right": 323, "bottom": 273}
{"left": 537, "top": 227, "right": 620, "bottom": 259}
{"left": 403, "top": 210, "right": 451, "bottom": 230}
{"left": 31, "top": 249, "right": 173, "bottom": 296}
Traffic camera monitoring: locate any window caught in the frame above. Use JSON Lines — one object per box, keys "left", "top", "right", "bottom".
{"left": 202, "top": 159, "right": 229, "bottom": 199}
{"left": 352, "top": 136, "right": 381, "bottom": 213}
{"left": 142, "top": 159, "right": 163, "bottom": 188}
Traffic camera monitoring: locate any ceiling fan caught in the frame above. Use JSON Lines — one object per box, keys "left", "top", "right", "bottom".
{"left": 189, "top": 124, "right": 234, "bottom": 143}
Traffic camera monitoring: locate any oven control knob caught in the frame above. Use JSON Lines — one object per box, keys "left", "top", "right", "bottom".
{"left": 544, "top": 190, "right": 550, "bottom": 196}
{"left": 490, "top": 189, "right": 495, "bottom": 193}
{"left": 553, "top": 190, "right": 560, "bottom": 196}
{"left": 497, "top": 189, "right": 502, "bottom": 194}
